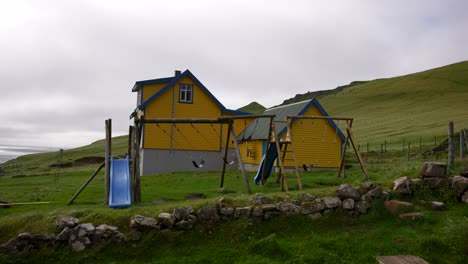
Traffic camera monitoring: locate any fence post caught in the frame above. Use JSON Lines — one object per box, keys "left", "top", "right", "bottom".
{"left": 407, "top": 142, "right": 411, "bottom": 162}
{"left": 448, "top": 122, "right": 454, "bottom": 171}
{"left": 380, "top": 144, "right": 383, "bottom": 163}
{"left": 105, "top": 119, "right": 111, "bottom": 205}
{"left": 460, "top": 130, "right": 465, "bottom": 160}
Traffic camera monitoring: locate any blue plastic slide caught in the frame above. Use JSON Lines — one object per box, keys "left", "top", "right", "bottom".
{"left": 254, "top": 143, "right": 278, "bottom": 184}
{"left": 109, "top": 156, "right": 132, "bottom": 208}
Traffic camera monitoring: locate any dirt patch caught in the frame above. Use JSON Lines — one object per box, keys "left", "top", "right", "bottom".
{"left": 185, "top": 193, "right": 206, "bottom": 200}
{"left": 48, "top": 162, "right": 73, "bottom": 168}
{"left": 74, "top": 156, "right": 105, "bottom": 165}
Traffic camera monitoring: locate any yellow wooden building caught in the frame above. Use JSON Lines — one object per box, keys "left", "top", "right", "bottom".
{"left": 130, "top": 70, "right": 251, "bottom": 175}
{"left": 237, "top": 99, "right": 346, "bottom": 171}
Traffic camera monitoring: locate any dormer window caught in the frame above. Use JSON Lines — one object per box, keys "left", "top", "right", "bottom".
{"left": 179, "top": 83, "right": 193, "bottom": 103}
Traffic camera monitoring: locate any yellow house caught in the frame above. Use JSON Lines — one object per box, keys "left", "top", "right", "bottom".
{"left": 237, "top": 99, "right": 346, "bottom": 173}
{"left": 130, "top": 70, "right": 250, "bottom": 175}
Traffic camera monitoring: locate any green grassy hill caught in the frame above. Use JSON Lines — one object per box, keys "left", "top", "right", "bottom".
{"left": 237, "top": 101, "right": 266, "bottom": 114}
{"left": 284, "top": 61, "right": 468, "bottom": 148}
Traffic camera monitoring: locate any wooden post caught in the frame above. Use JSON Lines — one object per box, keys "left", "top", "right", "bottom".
{"left": 104, "top": 119, "right": 111, "bottom": 205}
{"left": 220, "top": 121, "right": 232, "bottom": 188}
{"left": 230, "top": 126, "right": 251, "bottom": 194}
{"left": 134, "top": 124, "right": 142, "bottom": 202}
{"left": 464, "top": 129, "right": 468, "bottom": 153}
{"left": 67, "top": 162, "right": 105, "bottom": 205}
{"left": 407, "top": 142, "right": 411, "bottom": 162}
{"left": 380, "top": 144, "right": 383, "bottom": 163}
{"left": 448, "top": 122, "right": 455, "bottom": 171}
{"left": 127, "top": 126, "right": 133, "bottom": 157}
{"left": 460, "top": 130, "right": 465, "bottom": 160}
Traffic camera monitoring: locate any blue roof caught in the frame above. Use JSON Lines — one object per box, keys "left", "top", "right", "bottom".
{"left": 132, "top": 77, "right": 174, "bottom": 92}
{"left": 130, "top": 70, "right": 249, "bottom": 118}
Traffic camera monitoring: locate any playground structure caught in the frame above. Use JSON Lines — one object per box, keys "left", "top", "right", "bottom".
{"left": 68, "top": 119, "right": 138, "bottom": 207}
{"left": 67, "top": 114, "right": 367, "bottom": 207}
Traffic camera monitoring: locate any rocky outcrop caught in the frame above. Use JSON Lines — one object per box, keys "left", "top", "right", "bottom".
{"left": 420, "top": 162, "right": 447, "bottom": 178}
{"left": 336, "top": 184, "right": 362, "bottom": 200}
{"left": 452, "top": 176, "right": 468, "bottom": 198}
{"left": 197, "top": 206, "right": 220, "bottom": 226}
{"left": 384, "top": 200, "right": 414, "bottom": 214}
{"left": 393, "top": 177, "right": 413, "bottom": 195}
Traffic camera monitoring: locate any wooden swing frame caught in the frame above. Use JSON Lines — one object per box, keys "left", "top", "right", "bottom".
{"left": 285, "top": 115, "right": 368, "bottom": 180}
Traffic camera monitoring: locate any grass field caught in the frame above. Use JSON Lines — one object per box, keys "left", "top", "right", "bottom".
{"left": 1, "top": 143, "right": 467, "bottom": 263}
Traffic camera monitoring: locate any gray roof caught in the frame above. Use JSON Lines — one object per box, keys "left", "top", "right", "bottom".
{"left": 237, "top": 100, "right": 312, "bottom": 140}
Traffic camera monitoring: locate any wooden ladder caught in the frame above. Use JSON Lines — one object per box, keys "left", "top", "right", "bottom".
{"left": 278, "top": 118, "right": 303, "bottom": 190}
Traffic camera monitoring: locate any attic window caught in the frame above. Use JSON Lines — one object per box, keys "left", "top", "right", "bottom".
{"left": 179, "top": 83, "right": 193, "bottom": 103}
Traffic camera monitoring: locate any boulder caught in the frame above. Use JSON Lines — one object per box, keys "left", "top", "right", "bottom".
{"left": 420, "top": 162, "right": 447, "bottom": 178}
{"left": 70, "top": 240, "right": 86, "bottom": 252}
{"left": 342, "top": 198, "right": 355, "bottom": 210}
{"left": 217, "top": 197, "right": 236, "bottom": 207}
{"left": 461, "top": 191, "right": 468, "bottom": 203}
{"left": 355, "top": 200, "right": 371, "bottom": 214}
{"left": 175, "top": 215, "right": 197, "bottom": 230}
{"left": 158, "top": 213, "right": 176, "bottom": 228}
{"left": 299, "top": 193, "right": 316, "bottom": 202}
{"left": 384, "top": 200, "right": 414, "bottom": 214}
{"left": 56, "top": 227, "right": 73, "bottom": 241}
{"left": 452, "top": 176, "right": 468, "bottom": 197}
{"left": 130, "top": 215, "right": 159, "bottom": 231}
{"left": 322, "top": 197, "right": 341, "bottom": 209}
{"left": 361, "top": 193, "right": 373, "bottom": 202}
{"left": 276, "top": 202, "right": 300, "bottom": 215}
{"left": 260, "top": 204, "right": 278, "bottom": 211}
{"left": 252, "top": 194, "right": 273, "bottom": 205}
{"left": 76, "top": 223, "right": 95, "bottom": 237}
{"left": 300, "top": 202, "right": 325, "bottom": 215}
{"left": 399, "top": 212, "right": 423, "bottom": 219}
{"left": 251, "top": 207, "right": 264, "bottom": 217}
{"left": 336, "top": 184, "right": 361, "bottom": 200}
{"left": 197, "top": 206, "right": 220, "bottom": 226}
{"left": 423, "top": 177, "right": 449, "bottom": 189}
{"left": 411, "top": 178, "right": 423, "bottom": 189}
{"left": 429, "top": 201, "right": 446, "bottom": 211}
{"left": 393, "top": 177, "right": 413, "bottom": 195}
{"left": 173, "top": 207, "right": 194, "bottom": 221}
{"left": 233, "top": 206, "right": 252, "bottom": 219}
{"left": 219, "top": 207, "right": 235, "bottom": 218}
{"left": 460, "top": 167, "right": 468, "bottom": 177}
{"left": 359, "top": 182, "right": 376, "bottom": 193}
{"left": 368, "top": 186, "right": 383, "bottom": 198}
{"left": 54, "top": 217, "right": 80, "bottom": 230}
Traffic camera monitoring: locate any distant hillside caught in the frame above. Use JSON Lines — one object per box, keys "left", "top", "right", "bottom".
{"left": 315, "top": 61, "right": 468, "bottom": 144}
{"left": 237, "top": 101, "right": 266, "bottom": 114}
{"left": 280, "top": 81, "right": 369, "bottom": 106}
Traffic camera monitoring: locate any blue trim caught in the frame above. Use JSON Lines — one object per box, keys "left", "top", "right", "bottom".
{"left": 130, "top": 70, "right": 233, "bottom": 119}
{"left": 132, "top": 77, "right": 174, "bottom": 92}
{"left": 277, "top": 98, "right": 346, "bottom": 142}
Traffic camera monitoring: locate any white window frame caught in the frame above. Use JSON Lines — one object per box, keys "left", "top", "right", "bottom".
{"left": 179, "top": 83, "right": 193, "bottom": 103}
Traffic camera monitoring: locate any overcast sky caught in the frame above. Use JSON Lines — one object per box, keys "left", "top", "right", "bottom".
{"left": 1, "top": 0, "right": 467, "bottom": 150}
